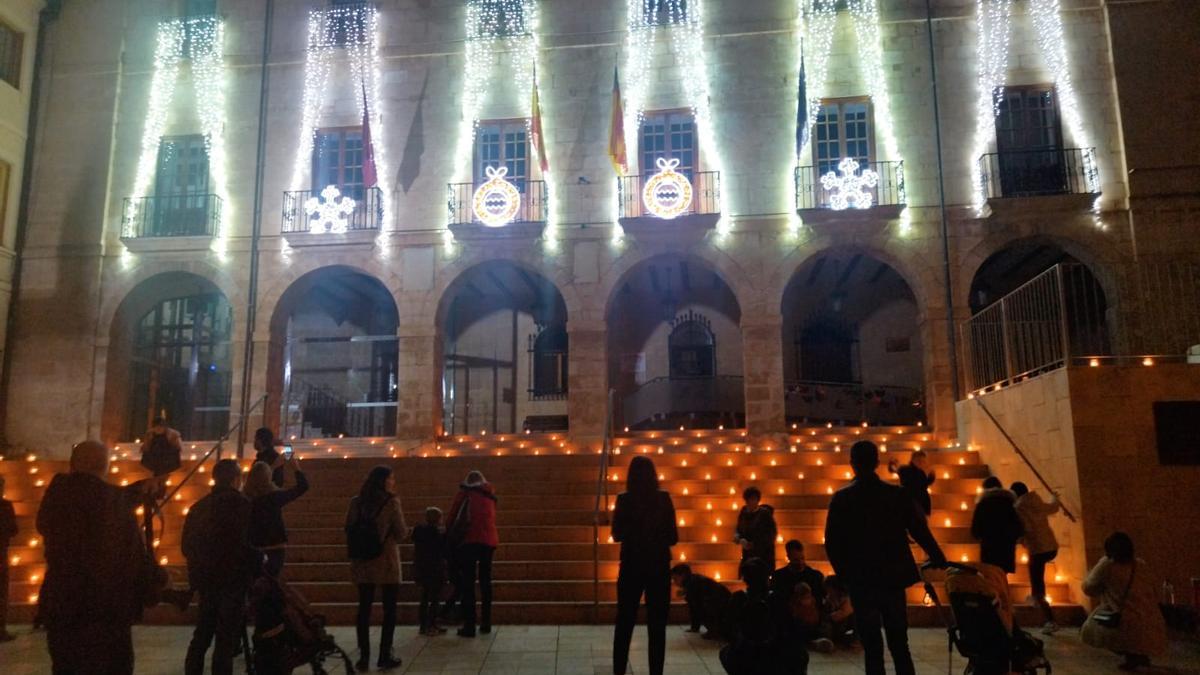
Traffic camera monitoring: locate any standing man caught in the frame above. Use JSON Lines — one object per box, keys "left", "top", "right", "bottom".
{"left": 37, "top": 440, "right": 160, "bottom": 675}
{"left": 183, "top": 459, "right": 260, "bottom": 675}
{"left": 734, "top": 486, "right": 778, "bottom": 572}
{"left": 825, "top": 441, "right": 945, "bottom": 675}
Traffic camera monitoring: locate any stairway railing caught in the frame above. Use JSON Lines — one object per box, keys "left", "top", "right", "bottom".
{"left": 592, "top": 388, "right": 616, "bottom": 620}
{"left": 974, "top": 396, "right": 1077, "bottom": 522}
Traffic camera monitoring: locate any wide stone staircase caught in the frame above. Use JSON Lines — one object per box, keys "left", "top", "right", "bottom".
{"left": 1, "top": 426, "right": 1084, "bottom": 626}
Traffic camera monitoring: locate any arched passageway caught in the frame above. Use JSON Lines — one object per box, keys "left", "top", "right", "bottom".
{"left": 438, "top": 261, "right": 568, "bottom": 436}
{"left": 606, "top": 254, "right": 743, "bottom": 430}
{"left": 781, "top": 251, "right": 924, "bottom": 425}
{"left": 965, "top": 239, "right": 1111, "bottom": 389}
{"left": 103, "top": 272, "right": 235, "bottom": 442}
{"left": 268, "top": 267, "right": 399, "bottom": 439}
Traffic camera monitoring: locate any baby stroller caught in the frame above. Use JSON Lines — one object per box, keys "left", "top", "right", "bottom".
{"left": 920, "top": 562, "right": 1052, "bottom": 675}
{"left": 250, "top": 575, "right": 355, "bottom": 675}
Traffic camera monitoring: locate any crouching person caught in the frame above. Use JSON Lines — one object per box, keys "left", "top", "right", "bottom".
{"left": 671, "top": 563, "right": 732, "bottom": 640}
{"left": 183, "top": 459, "right": 261, "bottom": 675}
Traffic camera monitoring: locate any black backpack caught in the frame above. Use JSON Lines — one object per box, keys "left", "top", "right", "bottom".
{"left": 141, "top": 432, "right": 181, "bottom": 476}
{"left": 346, "top": 498, "right": 391, "bottom": 561}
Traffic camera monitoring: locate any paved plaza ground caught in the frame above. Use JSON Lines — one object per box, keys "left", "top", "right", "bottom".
{"left": 1, "top": 624, "right": 1198, "bottom": 674}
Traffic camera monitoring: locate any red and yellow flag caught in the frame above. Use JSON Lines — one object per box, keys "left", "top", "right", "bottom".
{"left": 608, "top": 66, "right": 627, "bottom": 176}
{"left": 531, "top": 66, "right": 550, "bottom": 174}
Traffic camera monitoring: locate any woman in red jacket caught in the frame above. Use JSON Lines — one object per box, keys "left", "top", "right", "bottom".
{"left": 447, "top": 470, "right": 498, "bottom": 637}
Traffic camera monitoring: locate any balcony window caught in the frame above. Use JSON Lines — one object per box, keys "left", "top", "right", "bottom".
{"left": 476, "top": 120, "right": 529, "bottom": 187}
{"left": 313, "top": 127, "right": 365, "bottom": 199}
{"left": 641, "top": 110, "right": 695, "bottom": 178}
{"left": 813, "top": 98, "right": 873, "bottom": 176}
{"left": 471, "top": 0, "right": 530, "bottom": 38}
{"left": 0, "top": 20, "right": 23, "bottom": 90}
{"left": 643, "top": 0, "right": 689, "bottom": 25}
{"left": 184, "top": 0, "right": 217, "bottom": 16}
{"left": 991, "top": 85, "right": 1071, "bottom": 196}
{"left": 329, "top": 0, "right": 371, "bottom": 47}
{"left": 137, "top": 134, "right": 215, "bottom": 237}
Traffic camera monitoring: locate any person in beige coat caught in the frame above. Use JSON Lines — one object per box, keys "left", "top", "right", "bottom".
{"left": 346, "top": 465, "right": 408, "bottom": 672}
{"left": 1012, "top": 482, "right": 1062, "bottom": 633}
{"left": 1081, "top": 532, "right": 1167, "bottom": 672}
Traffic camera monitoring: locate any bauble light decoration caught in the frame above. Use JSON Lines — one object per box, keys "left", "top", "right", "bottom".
{"left": 472, "top": 166, "right": 522, "bottom": 227}
{"left": 641, "top": 158, "right": 693, "bottom": 219}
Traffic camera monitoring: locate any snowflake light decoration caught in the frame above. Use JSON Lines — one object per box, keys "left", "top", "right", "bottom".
{"left": 305, "top": 185, "right": 357, "bottom": 233}
{"left": 820, "top": 157, "right": 879, "bottom": 210}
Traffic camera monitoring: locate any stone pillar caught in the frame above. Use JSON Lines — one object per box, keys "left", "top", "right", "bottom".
{"left": 919, "top": 303, "right": 963, "bottom": 434}
{"left": 396, "top": 327, "right": 439, "bottom": 447}
{"left": 741, "top": 314, "right": 787, "bottom": 439}
{"left": 567, "top": 323, "right": 608, "bottom": 447}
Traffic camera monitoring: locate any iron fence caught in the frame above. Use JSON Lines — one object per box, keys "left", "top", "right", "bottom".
{"left": 794, "top": 160, "right": 905, "bottom": 210}
{"left": 122, "top": 194, "right": 221, "bottom": 238}
{"left": 282, "top": 186, "right": 384, "bottom": 233}
{"left": 978, "top": 147, "right": 1098, "bottom": 199}
{"left": 620, "top": 374, "right": 744, "bottom": 429}
{"left": 617, "top": 170, "right": 720, "bottom": 220}
{"left": 784, "top": 380, "right": 923, "bottom": 426}
{"left": 447, "top": 179, "right": 547, "bottom": 226}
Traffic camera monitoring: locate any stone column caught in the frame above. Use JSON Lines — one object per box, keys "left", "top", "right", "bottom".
{"left": 396, "top": 327, "right": 439, "bottom": 447}
{"left": 567, "top": 322, "right": 608, "bottom": 448}
{"left": 741, "top": 314, "right": 787, "bottom": 439}
{"left": 919, "top": 303, "right": 962, "bottom": 434}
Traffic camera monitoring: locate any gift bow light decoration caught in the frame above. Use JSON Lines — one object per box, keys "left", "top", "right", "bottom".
{"left": 305, "top": 185, "right": 357, "bottom": 233}
{"left": 820, "top": 157, "right": 879, "bottom": 210}
{"left": 472, "top": 166, "right": 523, "bottom": 227}
{"left": 642, "top": 158, "right": 694, "bottom": 219}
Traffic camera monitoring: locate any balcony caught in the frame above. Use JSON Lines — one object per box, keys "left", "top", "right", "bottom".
{"left": 121, "top": 194, "right": 221, "bottom": 251}
{"left": 447, "top": 179, "right": 547, "bottom": 241}
{"left": 794, "top": 160, "right": 905, "bottom": 219}
{"left": 282, "top": 186, "right": 383, "bottom": 245}
{"left": 616, "top": 170, "right": 721, "bottom": 242}
{"left": 978, "top": 147, "right": 1098, "bottom": 200}
{"left": 620, "top": 375, "right": 744, "bottom": 431}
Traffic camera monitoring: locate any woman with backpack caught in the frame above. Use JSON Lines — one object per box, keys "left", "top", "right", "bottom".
{"left": 446, "top": 470, "right": 498, "bottom": 638}
{"left": 345, "top": 465, "right": 408, "bottom": 672}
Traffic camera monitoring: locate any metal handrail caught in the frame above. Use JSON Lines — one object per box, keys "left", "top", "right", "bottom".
{"left": 973, "top": 396, "right": 1077, "bottom": 523}
{"left": 592, "top": 388, "right": 616, "bottom": 620}
{"left": 158, "top": 394, "right": 268, "bottom": 509}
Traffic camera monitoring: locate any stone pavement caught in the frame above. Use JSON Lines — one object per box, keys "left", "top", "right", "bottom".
{"left": 1, "top": 624, "right": 1198, "bottom": 674}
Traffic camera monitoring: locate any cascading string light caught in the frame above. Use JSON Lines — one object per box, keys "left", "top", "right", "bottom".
{"left": 187, "top": 17, "right": 230, "bottom": 246}
{"left": 970, "top": 0, "right": 1014, "bottom": 213}
{"left": 1028, "top": 0, "right": 1098, "bottom": 195}
{"left": 796, "top": 0, "right": 837, "bottom": 159}
{"left": 126, "top": 21, "right": 184, "bottom": 237}
{"left": 289, "top": 4, "right": 387, "bottom": 229}
{"left": 622, "top": 0, "right": 721, "bottom": 229}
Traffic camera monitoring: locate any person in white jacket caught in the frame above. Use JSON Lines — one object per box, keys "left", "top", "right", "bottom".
{"left": 1011, "top": 482, "right": 1061, "bottom": 633}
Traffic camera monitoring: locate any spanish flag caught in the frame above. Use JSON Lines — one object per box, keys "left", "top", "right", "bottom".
{"left": 608, "top": 66, "right": 627, "bottom": 176}
{"left": 531, "top": 66, "right": 550, "bottom": 174}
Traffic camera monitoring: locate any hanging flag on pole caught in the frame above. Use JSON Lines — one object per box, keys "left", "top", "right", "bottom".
{"left": 795, "top": 41, "right": 809, "bottom": 160}
{"left": 361, "top": 82, "right": 378, "bottom": 188}
{"left": 608, "top": 65, "right": 627, "bottom": 176}
{"left": 531, "top": 65, "right": 550, "bottom": 174}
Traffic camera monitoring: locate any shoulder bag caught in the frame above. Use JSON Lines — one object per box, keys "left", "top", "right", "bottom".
{"left": 1092, "top": 560, "right": 1136, "bottom": 628}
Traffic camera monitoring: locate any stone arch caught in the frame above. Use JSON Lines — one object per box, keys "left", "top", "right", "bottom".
{"left": 778, "top": 247, "right": 927, "bottom": 426}
{"left": 265, "top": 265, "right": 401, "bottom": 439}
{"left": 598, "top": 245, "right": 757, "bottom": 321}
{"left": 101, "top": 271, "right": 236, "bottom": 443}
{"left": 99, "top": 259, "right": 242, "bottom": 342}
{"left": 255, "top": 257, "right": 402, "bottom": 337}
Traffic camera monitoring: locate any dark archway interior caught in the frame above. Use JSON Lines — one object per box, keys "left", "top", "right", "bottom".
{"left": 104, "top": 272, "right": 233, "bottom": 442}
{"left": 606, "top": 255, "right": 743, "bottom": 430}
{"left": 439, "top": 261, "right": 569, "bottom": 436}
{"left": 781, "top": 252, "right": 923, "bottom": 425}
{"left": 271, "top": 267, "right": 400, "bottom": 439}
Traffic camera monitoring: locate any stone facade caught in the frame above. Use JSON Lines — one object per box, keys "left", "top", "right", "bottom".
{"left": 3, "top": 0, "right": 1199, "bottom": 456}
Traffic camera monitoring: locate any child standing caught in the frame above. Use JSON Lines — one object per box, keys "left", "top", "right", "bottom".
{"left": 0, "top": 474, "right": 17, "bottom": 641}
{"left": 411, "top": 507, "right": 448, "bottom": 636}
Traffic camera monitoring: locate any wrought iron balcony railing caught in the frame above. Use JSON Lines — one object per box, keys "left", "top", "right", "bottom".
{"left": 794, "top": 160, "right": 905, "bottom": 211}
{"left": 282, "top": 185, "right": 384, "bottom": 234}
{"left": 978, "top": 147, "right": 1098, "bottom": 199}
{"left": 617, "top": 170, "right": 720, "bottom": 220}
{"left": 122, "top": 194, "right": 221, "bottom": 238}
{"left": 447, "top": 179, "right": 547, "bottom": 227}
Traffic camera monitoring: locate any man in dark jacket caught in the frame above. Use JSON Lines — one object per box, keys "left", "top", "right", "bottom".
{"left": 37, "top": 440, "right": 158, "bottom": 675}
{"left": 183, "top": 459, "right": 260, "bottom": 675}
{"left": 824, "top": 441, "right": 945, "bottom": 675}
{"left": 971, "top": 476, "right": 1024, "bottom": 633}
{"left": 671, "top": 563, "right": 732, "bottom": 639}
{"left": 734, "top": 486, "right": 778, "bottom": 571}
{"left": 888, "top": 450, "right": 936, "bottom": 516}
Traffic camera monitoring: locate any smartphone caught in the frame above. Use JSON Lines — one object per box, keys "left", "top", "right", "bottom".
{"left": 282, "top": 445, "right": 294, "bottom": 459}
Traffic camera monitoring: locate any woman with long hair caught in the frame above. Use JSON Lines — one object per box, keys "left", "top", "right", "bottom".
{"left": 244, "top": 455, "right": 308, "bottom": 577}
{"left": 612, "top": 455, "right": 678, "bottom": 675}
{"left": 346, "top": 465, "right": 408, "bottom": 671}
{"left": 1081, "top": 532, "right": 1167, "bottom": 671}
{"left": 446, "top": 470, "right": 498, "bottom": 638}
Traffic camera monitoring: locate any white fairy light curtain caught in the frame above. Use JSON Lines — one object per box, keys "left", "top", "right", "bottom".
{"left": 126, "top": 16, "right": 228, "bottom": 238}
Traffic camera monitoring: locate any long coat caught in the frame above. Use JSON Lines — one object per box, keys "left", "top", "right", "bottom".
{"left": 346, "top": 495, "right": 408, "bottom": 585}
{"left": 1015, "top": 491, "right": 1060, "bottom": 556}
{"left": 1081, "top": 557, "right": 1167, "bottom": 657}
